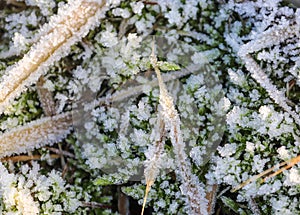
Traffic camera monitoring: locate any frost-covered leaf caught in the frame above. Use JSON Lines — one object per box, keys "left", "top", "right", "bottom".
{"left": 157, "top": 61, "right": 181, "bottom": 71}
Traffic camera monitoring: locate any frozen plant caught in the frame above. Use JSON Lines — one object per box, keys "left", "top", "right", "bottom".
{"left": 1, "top": 0, "right": 300, "bottom": 214}
{"left": 0, "top": 162, "right": 83, "bottom": 214}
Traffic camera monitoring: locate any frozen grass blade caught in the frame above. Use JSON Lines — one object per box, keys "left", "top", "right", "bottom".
{"left": 146, "top": 39, "right": 208, "bottom": 215}
{"left": 0, "top": 112, "right": 73, "bottom": 158}
{"left": 238, "top": 24, "right": 300, "bottom": 127}
{"left": 0, "top": 0, "right": 108, "bottom": 114}
{"left": 239, "top": 54, "right": 300, "bottom": 126}
{"left": 141, "top": 115, "right": 165, "bottom": 215}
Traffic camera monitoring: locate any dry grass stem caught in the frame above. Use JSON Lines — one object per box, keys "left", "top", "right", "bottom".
{"left": 0, "top": 154, "right": 60, "bottom": 162}
{"left": 205, "top": 184, "right": 218, "bottom": 215}
{"left": 231, "top": 154, "right": 300, "bottom": 192}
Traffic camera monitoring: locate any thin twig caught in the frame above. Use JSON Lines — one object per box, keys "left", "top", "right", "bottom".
{"left": 262, "top": 155, "right": 300, "bottom": 182}
{"left": 46, "top": 147, "right": 75, "bottom": 158}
